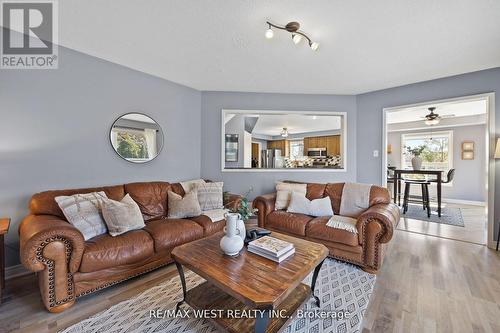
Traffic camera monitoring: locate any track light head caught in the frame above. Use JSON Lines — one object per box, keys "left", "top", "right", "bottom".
{"left": 292, "top": 34, "right": 302, "bottom": 44}
{"left": 265, "top": 28, "right": 274, "bottom": 39}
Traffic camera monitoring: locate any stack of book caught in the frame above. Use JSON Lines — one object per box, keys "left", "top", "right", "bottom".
{"left": 247, "top": 236, "right": 295, "bottom": 262}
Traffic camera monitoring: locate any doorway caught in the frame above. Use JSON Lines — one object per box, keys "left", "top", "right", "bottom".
{"left": 382, "top": 93, "right": 495, "bottom": 246}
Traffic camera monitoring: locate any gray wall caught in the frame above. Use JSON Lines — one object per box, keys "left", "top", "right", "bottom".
{"left": 387, "top": 124, "right": 487, "bottom": 202}
{"left": 201, "top": 92, "right": 357, "bottom": 199}
{"left": 0, "top": 38, "right": 202, "bottom": 266}
{"left": 356, "top": 67, "right": 500, "bottom": 242}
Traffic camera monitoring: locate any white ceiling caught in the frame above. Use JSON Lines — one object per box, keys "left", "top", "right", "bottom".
{"left": 251, "top": 114, "right": 341, "bottom": 136}
{"left": 386, "top": 99, "right": 487, "bottom": 124}
{"left": 54, "top": 0, "right": 500, "bottom": 94}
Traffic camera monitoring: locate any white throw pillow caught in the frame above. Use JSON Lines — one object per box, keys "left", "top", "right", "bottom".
{"left": 167, "top": 191, "right": 202, "bottom": 218}
{"left": 275, "top": 182, "right": 307, "bottom": 210}
{"left": 102, "top": 194, "right": 145, "bottom": 236}
{"left": 55, "top": 191, "right": 108, "bottom": 240}
{"left": 180, "top": 179, "right": 206, "bottom": 193}
{"left": 287, "top": 191, "right": 334, "bottom": 217}
{"left": 196, "top": 181, "right": 224, "bottom": 210}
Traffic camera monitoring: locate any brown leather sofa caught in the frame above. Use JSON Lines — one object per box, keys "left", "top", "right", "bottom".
{"left": 253, "top": 182, "right": 399, "bottom": 274}
{"left": 19, "top": 181, "right": 240, "bottom": 313}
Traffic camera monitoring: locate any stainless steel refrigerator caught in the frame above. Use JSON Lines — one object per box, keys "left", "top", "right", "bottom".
{"left": 261, "top": 149, "right": 282, "bottom": 168}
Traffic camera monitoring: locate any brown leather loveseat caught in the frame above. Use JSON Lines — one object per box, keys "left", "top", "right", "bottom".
{"left": 253, "top": 182, "right": 399, "bottom": 274}
{"left": 19, "top": 181, "right": 239, "bottom": 313}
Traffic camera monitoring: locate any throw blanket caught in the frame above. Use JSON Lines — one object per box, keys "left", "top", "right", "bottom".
{"left": 202, "top": 208, "right": 228, "bottom": 223}
{"left": 339, "top": 182, "right": 372, "bottom": 218}
{"left": 326, "top": 215, "right": 358, "bottom": 234}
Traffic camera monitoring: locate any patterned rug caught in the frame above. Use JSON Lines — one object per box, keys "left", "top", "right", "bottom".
{"left": 400, "top": 204, "right": 464, "bottom": 227}
{"left": 61, "top": 258, "right": 376, "bottom": 333}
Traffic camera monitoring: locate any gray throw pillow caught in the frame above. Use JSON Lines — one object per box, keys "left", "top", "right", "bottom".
{"left": 167, "top": 190, "right": 202, "bottom": 218}
{"left": 102, "top": 194, "right": 145, "bottom": 236}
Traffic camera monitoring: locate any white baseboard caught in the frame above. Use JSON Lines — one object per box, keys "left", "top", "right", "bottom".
{"left": 5, "top": 264, "right": 31, "bottom": 280}
{"left": 441, "top": 198, "right": 486, "bottom": 206}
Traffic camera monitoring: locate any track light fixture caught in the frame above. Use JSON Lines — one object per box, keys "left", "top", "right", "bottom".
{"left": 265, "top": 21, "right": 319, "bottom": 51}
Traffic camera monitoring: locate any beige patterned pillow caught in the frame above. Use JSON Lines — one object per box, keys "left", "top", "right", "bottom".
{"left": 196, "top": 182, "right": 223, "bottom": 211}
{"left": 275, "top": 182, "right": 307, "bottom": 210}
{"left": 167, "top": 190, "right": 202, "bottom": 219}
{"left": 102, "top": 194, "right": 145, "bottom": 236}
{"left": 55, "top": 191, "right": 108, "bottom": 240}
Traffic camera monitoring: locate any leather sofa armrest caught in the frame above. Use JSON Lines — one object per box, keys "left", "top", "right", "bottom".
{"left": 357, "top": 203, "right": 399, "bottom": 244}
{"left": 223, "top": 193, "right": 244, "bottom": 212}
{"left": 253, "top": 193, "right": 276, "bottom": 228}
{"left": 19, "top": 214, "right": 85, "bottom": 273}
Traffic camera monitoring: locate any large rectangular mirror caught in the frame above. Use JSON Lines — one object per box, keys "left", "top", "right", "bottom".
{"left": 222, "top": 110, "right": 347, "bottom": 171}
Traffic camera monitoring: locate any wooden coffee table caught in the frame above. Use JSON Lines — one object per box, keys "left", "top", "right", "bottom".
{"left": 171, "top": 231, "right": 328, "bottom": 333}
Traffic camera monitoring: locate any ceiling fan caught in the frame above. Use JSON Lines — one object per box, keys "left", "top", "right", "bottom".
{"left": 420, "top": 107, "right": 455, "bottom": 125}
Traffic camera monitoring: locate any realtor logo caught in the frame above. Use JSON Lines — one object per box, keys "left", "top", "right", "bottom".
{"left": 1, "top": 0, "right": 58, "bottom": 69}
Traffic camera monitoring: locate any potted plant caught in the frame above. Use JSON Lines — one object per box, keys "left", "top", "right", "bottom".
{"left": 223, "top": 187, "right": 258, "bottom": 241}
{"left": 405, "top": 145, "right": 426, "bottom": 170}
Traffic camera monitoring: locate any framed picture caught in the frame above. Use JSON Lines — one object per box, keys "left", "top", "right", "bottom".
{"left": 462, "top": 151, "right": 474, "bottom": 160}
{"left": 225, "top": 134, "right": 239, "bottom": 162}
{"left": 462, "top": 141, "right": 474, "bottom": 151}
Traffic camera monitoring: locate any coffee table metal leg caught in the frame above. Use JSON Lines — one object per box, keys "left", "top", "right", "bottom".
{"left": 310, "top": 259, "right": 325, "bottom": 307}
{"left": 254, "top": 308, "right": 271, "bottom": 333}
{"left": 175, "top": 261, "right": 187, "bottom": 311}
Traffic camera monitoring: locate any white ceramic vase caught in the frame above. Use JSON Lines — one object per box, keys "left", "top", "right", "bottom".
{"left": 236, "top": 219, "right": 246, "bottom": 242}
{"left": 220, "top": 213, "right": 244, "bottom": 256}
{"left": 411, "top": 156, "right": 422, "bottom": 170}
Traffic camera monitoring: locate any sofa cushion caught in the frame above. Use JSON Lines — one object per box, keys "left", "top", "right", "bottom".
{"left": 30, "top": 185, "right": 125, "bottom": 218}
{"left": 306, "top": 183, "right": 327, "bottom": 200}
{"left": 190, "top": 215, "right": 226, "bottom": 236}
{"left": 144, "top": 218, "right": 204, "bottom": 252}
{"left": 306, "top": 216, "right": 359, "bottom": 247}
{"left": 124, "top": 182, "right": 171, "bottom": 221}
{"left": 266, "top": 211, "right": 314, "bottom": 236}
{"left": 324, "top": 183, "right": 345, "bottom": 214}
{"left": 80, "top": 230, "right": 154, "bottom": 273}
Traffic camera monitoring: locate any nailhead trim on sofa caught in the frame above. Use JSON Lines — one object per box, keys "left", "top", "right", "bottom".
{"left": 35, "top": 236, "right": 74, "bottom": 308}
{"left": 75, "top": 262, "right": 170, "bottom": 297}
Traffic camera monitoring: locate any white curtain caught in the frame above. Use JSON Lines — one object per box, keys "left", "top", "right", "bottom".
{"left": 144, "top": 128, "right": 157, "bottom": 159}
{"left": 110, "top": 129, "right": 118, "bottom": 149}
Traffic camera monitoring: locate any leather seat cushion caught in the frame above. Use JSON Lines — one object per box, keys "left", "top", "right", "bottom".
{"left": 80, "top": 230, "right": 154, "bottom": 273}
{"left": 266, "top": 211, "right": 313, "bottom": 236}
{"left": 189, "top": 215, "right": 226, "bottom": 236}
{"left": 144, "top": 218, "right": 204, "bottom": 252}
{"left": 306, "top": 216, "right": 359, "bottom": 247}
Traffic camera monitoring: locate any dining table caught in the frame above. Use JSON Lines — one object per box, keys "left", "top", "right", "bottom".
{"left": 392, "top": 169, "right": 443, "bottom": 217}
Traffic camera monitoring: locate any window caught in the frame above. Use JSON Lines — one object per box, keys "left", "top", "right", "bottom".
{"left": 401, "top": 131, "right": 453, "bottom": 172}
{"left": 289, "top": 140, "right": 304, "bottom": 159}
{"left": 111, "top": 127, "right": 157, "bottom": 162}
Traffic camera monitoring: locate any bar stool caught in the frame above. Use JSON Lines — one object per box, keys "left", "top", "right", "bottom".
{"left": 402, "top": 179, "right": 431, "bottom": 218}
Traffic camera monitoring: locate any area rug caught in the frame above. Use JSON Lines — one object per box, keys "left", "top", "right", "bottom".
{"left": 400, "top": 204, "right": 464, "bottom": 227}
{"left": 60, "top": 258, "right": 376, "bottom": 333}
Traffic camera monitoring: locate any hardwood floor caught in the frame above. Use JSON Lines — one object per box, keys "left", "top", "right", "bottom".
{"left": 1, "top": 229, "right": 499, "bottom": 333}
{"left": 397, "top": 202, "right": 487, "bottom": 245}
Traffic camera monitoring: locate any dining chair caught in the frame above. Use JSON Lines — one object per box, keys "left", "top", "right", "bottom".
{"left": 429, "top": 169, "right": 455, "bottom": 184}
{"left": 402, "top": 179, "right": 431, "bottom": 217}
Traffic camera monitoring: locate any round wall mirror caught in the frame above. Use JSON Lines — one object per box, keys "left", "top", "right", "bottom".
{"left": 110, "top": 113, "right": 164, "bottom": 163}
